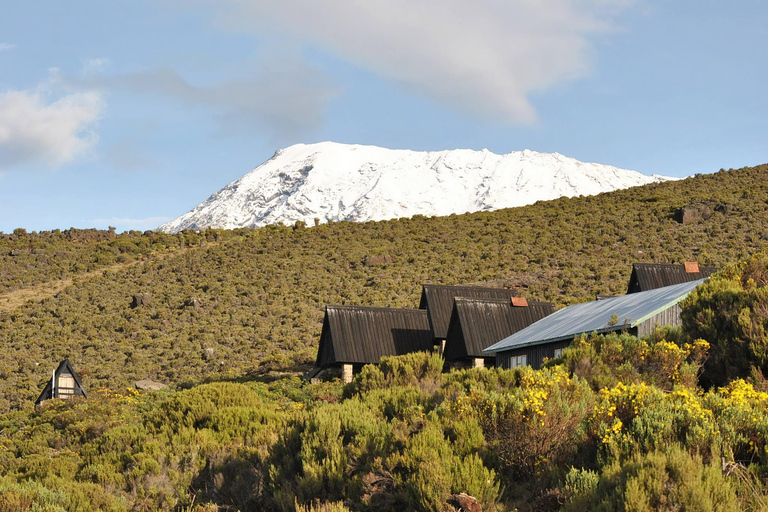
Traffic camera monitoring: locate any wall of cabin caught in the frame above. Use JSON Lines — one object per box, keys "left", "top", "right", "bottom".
{"left": 635, "top": 303, "right": 683, "bottom": 338}
{"left": 496, "top": 339, "right": 572, "bottom": 370}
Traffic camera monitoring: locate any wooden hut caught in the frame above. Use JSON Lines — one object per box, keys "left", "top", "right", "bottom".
{"left": 35, "top": 360, "right": 87, "bottom": 405}
{"left": 419, "top": 285, "right": 518, "bottom": 351}
{"left": 627, "top": 262, "right": 718, "bottom": 294}
{"left": 315, "top": 305, "right": 433, "bottom": 382}
{"left": 485, "top": 279, "right": 705, "bottom": 370}
{"left": 444, "top": 297, "right": 555, "bottom": 368}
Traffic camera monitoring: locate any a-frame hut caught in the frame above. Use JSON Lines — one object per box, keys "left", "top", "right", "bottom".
{"left": 419, "top": 285, "right": 518, "bottom": 350}
{"left": 315, "top": 305, "right": 433, "bottom": 382}
{"left": 627, "top": 262, "right": 718, "bottom": 294}
{"left": 35, "top": 360, "right": 87, "bottom": 405}
{"left": 486, "top": 279, "right": 705, "bottom": 370}
{"left": 444, "top": 297, "right": 556, "bottom": 368}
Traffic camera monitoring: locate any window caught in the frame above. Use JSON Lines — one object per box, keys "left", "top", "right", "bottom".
{"left": 57, "top": 373, "right": 75, "bottom": 398}
{"left": 509, "top": 355, "right": 527, "bottom": 368}
{"left": 553, "top": 348, "right": 563, "bottom": 358}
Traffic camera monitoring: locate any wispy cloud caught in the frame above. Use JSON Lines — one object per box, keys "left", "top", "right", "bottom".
{"left": 0, "top": 43, "right": 15, "bottom": 52}
{"left": 103, "top": 140, "right": 160, "bottom": 172}
{"left": 82, "top": 57, "right": 111, "bottom": 75}
{"left": 200, "top": 0, "right": 635, "bottom": 124}
{"left": 70, "top": 57, "right": 338, "bottom": 141}
{"left": 0, "top": 74, "right": 104, "bottom": 170}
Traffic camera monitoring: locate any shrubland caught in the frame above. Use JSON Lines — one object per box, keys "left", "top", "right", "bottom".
{"left": 3, "top": 326, "right": 768, "bottom": 511}
{"left": 1, "top": 165, "right": 767, "bottom": 409}
{"left": 1, "top": 165, "right": 768, "bottom": 509}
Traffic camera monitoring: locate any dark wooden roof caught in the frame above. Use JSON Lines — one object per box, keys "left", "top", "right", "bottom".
{"left": 35, "top": 360, "right": 87, "bottom": 404}
{"left": 627, "top": 263, "right": 718, "bottom": 294}
{"left": 444, "top": 298, "right": 556, "bottom": 361}
{"left": 419, "top": 284, "right": 518, "bottom": 339}
{"left": 315, "top": 305, "right": 433, "bottom": 367}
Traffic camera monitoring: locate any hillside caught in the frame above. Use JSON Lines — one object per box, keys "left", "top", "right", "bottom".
{"left": 158, "top": 142, "right": 671, "bottom": 232}
{"left": 0, "top": 164, "right": 766, "bottom": 412}
{"left": 2, "top": 164, "right": 768, "bottom": 511}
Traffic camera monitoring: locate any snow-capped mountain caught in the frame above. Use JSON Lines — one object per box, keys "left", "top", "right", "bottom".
{"left": 158, "top": 142, "right": 672, "bottom": 233}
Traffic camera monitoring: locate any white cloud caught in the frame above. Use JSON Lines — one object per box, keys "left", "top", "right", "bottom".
{"left": 0, "top": 80, "right": 104, "bottom": 169}
{"left": 0, "top": 43, "right": 14, "bottom": 52}
{"left": 203, "top": 0, "right": 635, "bottom": 124}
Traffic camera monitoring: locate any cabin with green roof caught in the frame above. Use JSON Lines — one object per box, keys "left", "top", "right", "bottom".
{"left": 485, "top": 279, "right": 705, "bottom": 370}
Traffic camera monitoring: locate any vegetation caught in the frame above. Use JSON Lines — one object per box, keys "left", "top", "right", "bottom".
{"left": 3, "top": 332, "right": 768, "bottom": 511}
{"left": 1, "top": 165, "right": 768, "bottom": 409}
{"left": 0, "top": 227, "right": 187, "bottom": 294}
{"left": 682, "top": 251, "right": 768, "bottom": 387}
{"left": 2, "top": 164, "right": 768, "bottom": 509}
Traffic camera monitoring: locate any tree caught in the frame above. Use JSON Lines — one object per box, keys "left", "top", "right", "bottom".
{"left": 681, "top": 251, "right": 768, "bottom": 387}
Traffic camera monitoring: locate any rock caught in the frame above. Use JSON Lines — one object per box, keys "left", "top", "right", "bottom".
{"left": 131, "top": 293, "right": 151, "bottom": 308}
{"left": 363, "top": 254, "right": 395, "bottom": 267}
{"left": 185, "top": 297, "right": 202, "bottom": 311}
{"left": 134, "top": 380, "right": 168, "bottom": 391}
{"left": 674, "top": 201, "right": 730, "bottom": 224}
{"left": 447, "top": 493, "right": 482, "bottom": 512}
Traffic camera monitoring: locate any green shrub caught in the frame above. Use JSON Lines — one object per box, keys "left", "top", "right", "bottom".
{"left": 682, "top": 251, "right": 768, "bottom": 387}
{"left": 347, "top": 352, "right": 444, "bottom": 397}
{"left": 565, "top": 445, "right": 739, "bottom": 512}
{"left": 562, "top": 467, "right": 599, "bottom": 504}
{"left": 295, "top": 499, "right": 351, "bottom": 512}
{"left": 0, "top": 479, "right": 68, "bottom": 512}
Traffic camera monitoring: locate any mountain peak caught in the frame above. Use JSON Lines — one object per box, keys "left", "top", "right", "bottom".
{"left": 158, "top": 142, "right": 672, "bottom": 233}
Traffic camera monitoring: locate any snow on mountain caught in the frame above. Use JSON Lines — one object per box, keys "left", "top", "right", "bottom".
{"left": 158, "top": 142, "right": 672, "bottom": 233}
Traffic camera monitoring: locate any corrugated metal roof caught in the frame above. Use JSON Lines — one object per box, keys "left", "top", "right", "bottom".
{"left": 444, "top": 298, "right": 555, "bottom": 360}
{"left": 316, "top": 305, "right": 433, "bottom": 367}
{"left": 419, "top": 284, "right": 518, "bottom": 339}
{"left": 484, "top": 279, "right": 705, "bottom": 354}
{"left": 627, "top": 263, "right": 718, "bottom": 293}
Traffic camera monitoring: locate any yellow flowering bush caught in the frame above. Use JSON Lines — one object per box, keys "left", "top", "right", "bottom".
{"left": 556, "top": 332, "right": 709, "bottom": 392}
{"left": 452, "top": 366, "right": 594, "bottom": 482}
{"left": 703, "top": 379, "right": 768, "bottom": 463}
{"left": 590, "top": 382, "right": 720, "bottom": 460}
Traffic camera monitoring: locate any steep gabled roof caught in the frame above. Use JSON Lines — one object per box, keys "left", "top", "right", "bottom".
{"left": 315, "top": 305, "right": 433, "bottom": 367}
{"left": 627, "top": 263, "right": 718, "bottom": 293}
{"left": 485, "top": 279, "right": 705, "bottom": 355}
{"left": 419, "top": 284, "right": 518, "bottom": 339}
{"left": 35, "top": 360, "right": 87, "bottom": 404}
{"left": 444, "top": 298, "right": 555, "bottom": 360}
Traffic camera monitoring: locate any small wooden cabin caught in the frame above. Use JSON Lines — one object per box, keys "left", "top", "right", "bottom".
{"left": 627, "top": 262, "right": 718, "bottom": 294}
{"left": 485, "top": 279, "right": 705, "bottom": 370}
{"left": 419, "top": 284, "right": 518, "bottom": 350}
{"left": 35, "top": 360, "right": 87, "bottom": 405}
{"left": 315, "top": 305, "right": 433, "bottom": 382}
{"left": 444, "top": 297, "right": 555, "bottom": 368}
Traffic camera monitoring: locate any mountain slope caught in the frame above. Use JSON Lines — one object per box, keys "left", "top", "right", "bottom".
{"left": 159, "top": 142, "right": 671, "bottom": 232}
{"left": 2, "top": 164, "right": 768, "bottom": 410}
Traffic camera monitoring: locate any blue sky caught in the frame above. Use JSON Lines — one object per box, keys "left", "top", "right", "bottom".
{"left": 1, "top": 0, "right": 766, "bottom": 233}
